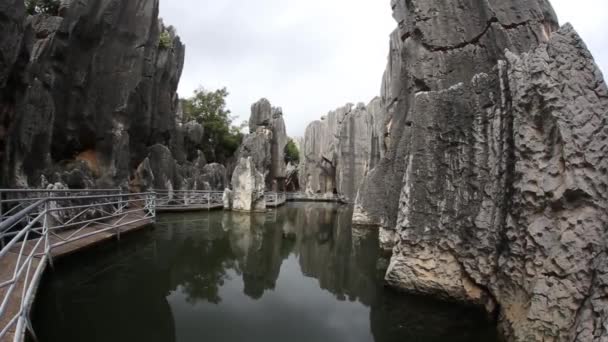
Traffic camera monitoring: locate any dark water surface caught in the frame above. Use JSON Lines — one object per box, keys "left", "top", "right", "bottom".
{"left": 32, "top": 202, "right": 498, "bottom": 342}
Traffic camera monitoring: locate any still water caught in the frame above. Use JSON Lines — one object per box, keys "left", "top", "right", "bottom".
{"left": 32, "top": 202, "right": 498, "bottom": 342}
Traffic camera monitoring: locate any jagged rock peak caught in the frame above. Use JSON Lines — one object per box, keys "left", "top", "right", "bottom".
{"left": 234, "top": 98, "right": 288, "bottom": 196}
{"left": 356, "top": 1, "right": 608, "bottom": 341}
{"left": 355, "top": 0, "right": 561, "bottom": 229}
{"left": 0, "top": 0, "right": 204, "bottom": 191}
{"left": 300, "top": 99, "right": 386, "bottom": 202}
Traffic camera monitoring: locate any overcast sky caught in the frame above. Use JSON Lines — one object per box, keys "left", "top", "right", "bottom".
{"left": 160, "top": 0, "right": 608, "bottom": 137}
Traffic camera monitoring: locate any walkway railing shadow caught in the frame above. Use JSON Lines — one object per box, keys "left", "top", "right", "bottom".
{"left": 0, "top": 191, "right": 156, "bottom": 342}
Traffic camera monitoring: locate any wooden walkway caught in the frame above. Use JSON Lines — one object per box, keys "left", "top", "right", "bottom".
{"left": 0, "top": 211, "right": 153, "bottom": 342}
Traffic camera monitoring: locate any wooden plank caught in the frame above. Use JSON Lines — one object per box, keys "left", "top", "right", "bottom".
{"left": 1, "top": 331, "right": 15, "bottom": 342}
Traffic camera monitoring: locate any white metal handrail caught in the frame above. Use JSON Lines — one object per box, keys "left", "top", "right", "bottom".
{"left": 154, "top": 190, "right": 224, "bottom": 209}
{"left": 0, "top": 191, "right": 156, "bottom": 342}
{"left": 283, "top": 192, "right": 345, "bottom": 203}
{"left": 264, "top": 192, "right": 286, "bottom": 206}
{"left": 0, "top": 189, "right": 122, "bottom": 225}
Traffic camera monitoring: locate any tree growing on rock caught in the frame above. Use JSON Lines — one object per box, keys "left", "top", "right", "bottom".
{"left": 182, "top": 87, "right": 244, "bottom": 163}
{"left": 24, "top": 0, "right": 60, "bottom": 15}
{"left": 158, "top": 30, "right": 173, "bottom": 50}
{"left": 284, "top": 139, "right": 299, "bottom": 165}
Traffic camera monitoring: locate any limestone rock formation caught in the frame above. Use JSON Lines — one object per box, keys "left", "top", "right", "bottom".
{"left": 145, "top": 144, "right": 181, "bottom": 191}
{"left": 222, "top": 188, "right": 233, "bottom": 210}
{"left": 0, "top": 0, "right": 24, "bottom": 89}
{"left": 132, "top": 145, "right": 227, "bottom": 192}
{"left": 249, "top": 98, "right": 273, "bottom": 132}
{"left": 235, "top": 130, "right": 272, "bottom": 185}
{"left": 300, "top": 100, "right": 385, "bottom": 202}
{"left": 0, "top": 0, "right": 221, "bottom": 191}
{"left": 182, "top": 121, "right": 205, "bottom": 161}
{"left": 231, "top": 157, "right": 265, "bottom": 212}
{"left": 285, "top": 162, "right": 299, "bottom": 192}
{"left": 354, "top": 0, "right": 608, "bottom": 341}
{"left": 234, "top": 98, "right": 288, "bottom": 191}
{"left": 199, "top": 163, "right": 228, "bottom": 190}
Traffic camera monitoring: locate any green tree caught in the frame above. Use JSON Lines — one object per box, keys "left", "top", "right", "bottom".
{"left": 159, "top": 30, "right": 172, "bottom": 50}
{"left": 182, "top": 87, "right": 244, "bottom": 163}
{"left": 284, "top": 139, "right": 300, "bottom": 165}
{"left": 158, "top": 31, "right": 173, "bottom": 50}
{"left": 24, "top": 0, "right": 60, "bottom": 15}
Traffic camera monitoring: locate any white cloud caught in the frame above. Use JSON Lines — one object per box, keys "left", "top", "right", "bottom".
{"left": 160, "top": 0, "right": 608, "bottom": 137}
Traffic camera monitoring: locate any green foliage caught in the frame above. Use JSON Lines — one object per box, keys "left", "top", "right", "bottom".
{"left": 182, "top": 87, "right": 244, "bottom": 163}
{"left": 159, "top": 30, "right": 172, "bottom": 50}
{"left": 25, "top": 0, "right": 36, "bottom": 15}
{"left": 284, "top": 139, "right": 300, "bottom": 165}
{"left": 24, "top": 0, "right": 60, "bottom": 15}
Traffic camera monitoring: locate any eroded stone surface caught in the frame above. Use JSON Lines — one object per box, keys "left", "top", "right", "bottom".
{"left": 231, "top": 157, "right": 265, "bottom": 212}
{"left": 0, "top": 0, "right": 199, "bottom": 190}
{"left": 354, "top": 0, "right": 560, "bottom": 229}
{"left": 0, "top": 0, "right": 24, "bottom": 89}
{"left": 358, "top": 1, "right": 608, "bottom": 341}
{"left": 300, "top": 100, "right": 385, "bottom": 202}
{"left": 234, "top": 98, "right": 288, "bottom": 192}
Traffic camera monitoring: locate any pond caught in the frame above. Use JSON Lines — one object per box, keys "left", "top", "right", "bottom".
{"left": 31, "top": 202, "right": 498, "bottom": 342}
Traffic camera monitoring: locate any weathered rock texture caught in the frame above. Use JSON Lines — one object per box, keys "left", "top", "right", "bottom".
{"left": 233, "top": 98, "right": 288, "bottom": 192}
{"left": 132, "top": 144, "right": 227, "bottom": 192}
{"left": 354, "top": 0, "right": 608, "bottom": 341}
{"left": 0, "top": 0, "right": 225, "bottom": 191}
{"left": 284, "top": 162, "right": 299, "bottom": 192}
{"left": 300, "top": 100, "right": 386, "bottom": 202}
{"left": 0, "top": 0, "right": 24, "bottom": 89}
{"left": 230, "top": 157, "right": 265, "bottom": 212}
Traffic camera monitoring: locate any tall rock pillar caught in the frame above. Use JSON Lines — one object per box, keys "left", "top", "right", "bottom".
{"left": 354, "top": 0, "right": 608, "bottom": 341}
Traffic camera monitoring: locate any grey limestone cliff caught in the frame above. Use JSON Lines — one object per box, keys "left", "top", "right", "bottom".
{"left": 232, "top": 98, "right": 288, "bottom": 192}
{"left": 300, "top": 99, "right": 386, "bottom": 202}
{"left": 0, "top": 0, "right": 226, "bottom": 191}
{"left": 354, "top": 0, "right": 608, "bottom": 341}
{"left": 230, "top": 157, "right": 265, "bottom": 212}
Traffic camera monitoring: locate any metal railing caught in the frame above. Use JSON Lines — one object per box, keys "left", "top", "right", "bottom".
{"left": 264, "top": 192, "right": 286, "bottom": 206}
{"left": 0, "top": 191, "right": 156, "bottom": 342}
{"left": 0, "top": 189, "right": 122, "bottom": 225}
{"left": 154, "top": 190, "right": 224, "bottom": 210}
{"left": 283, "top": 192, "right": 345, "bottom": 203}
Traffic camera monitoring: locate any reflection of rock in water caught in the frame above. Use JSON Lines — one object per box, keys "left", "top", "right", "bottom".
{"left": 225, "top": 212, "right": 287, "bottom": 299}
{"left": 35, "top": 204, "right": 499, "bottom": 342}
{"left": 155, "top": 213, "right": 236, "bottom": 304}
{"left": 33, "top": 234, "right": 178, "bottom": 342}
{"left": 370, "top": 290, "right": 497, "bottom": 342}
{"left": 285, "top": 203, "right": 379, "bottom": 306}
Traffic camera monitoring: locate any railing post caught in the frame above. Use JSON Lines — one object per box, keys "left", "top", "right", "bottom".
{"left": 115, "top": 196, "right": 121, "bottom": 242}
{"left": 0, "top": 190, "right": 3, "bottom": 249}
{"left": 44, "top": 200, "right": 54, "bottom": 269}
{"left": 117, "top": 188, "right": 124, "bottom": 215}
{"left": 0, "top": 190, "right": 3, "bottom": 224}
{"left": 151, "top": 193, "right": 157, "bottom": 220}
{"left": 25, "top": 315, "right": 39, "bottom": 342}
{"left": 207, "top": 192, "right": 211, "bottom": 211}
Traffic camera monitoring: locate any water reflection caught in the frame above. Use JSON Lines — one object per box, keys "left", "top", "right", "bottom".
{"left": 32, "top": 203, "right": 497, "bottom": 342}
